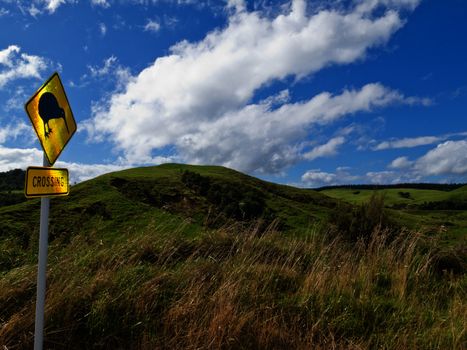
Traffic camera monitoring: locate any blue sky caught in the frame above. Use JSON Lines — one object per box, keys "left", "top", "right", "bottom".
{"left": 0, "top": 0, "right": 466, "bottom": 187}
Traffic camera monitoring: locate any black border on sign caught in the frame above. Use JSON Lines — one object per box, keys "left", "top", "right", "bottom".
{"left": 24, "top": 166, "right": 70, "bottom": 198}
{"left": 24, "top": 72, "right": 77, "bottom": 166}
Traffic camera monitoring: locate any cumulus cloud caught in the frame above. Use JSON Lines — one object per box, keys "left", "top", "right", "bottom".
{"left": 86, "top": 0, "right": 419, "bottom": 173}
{"left": 301, "top": 166, "right": 361, "bottom": 187}
{"left": 0, "top": 145, "right": 149, "bottom": 183}
{"left": 301, "top": 138, "right": 467, "bottom": 187}
{"left": 300, "top": 167, "right": 416, "bottom": 187}
{"left": 0, "top": 146, "right": 43, "bottom": 172}
{"left": 384, "top": 140, "right": 467, "bottom": 182}
{"left": 366, "top": 170, "right": 402, "bottom": 184}
{"left": 414, "top": 140, "right": 467, "bottom": 176}
{"left": 57, "top": 157, "right": 176, "bottom": 183}
{"left": 389, "top": 156, "right": 412, "bottom": 169}
{"left": 301, "top": 169, "right": 337, "bottom": 186}
{"left": 54, "top": 161, "right": 130, "bottom": 183}
{"left": 0, "top": 144, "right": 124, "bottom": 183}
{"left": 0, "top": 45, "right": 48, "bottom": 88}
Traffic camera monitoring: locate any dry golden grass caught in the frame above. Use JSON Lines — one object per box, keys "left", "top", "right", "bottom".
{"left": 0, "top": 221, "right": 465, "bottom": 349}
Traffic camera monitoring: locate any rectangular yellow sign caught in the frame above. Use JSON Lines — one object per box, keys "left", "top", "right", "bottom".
{"left": 25, "top": 167, "right": 69, "bottom": 198}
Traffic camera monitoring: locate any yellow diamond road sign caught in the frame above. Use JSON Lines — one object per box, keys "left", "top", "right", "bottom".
{"left": 25, "top": 167, "right": 69, "bottom": 198}
{"left": 25, "top": 72, "right": 76, "bottom": 166}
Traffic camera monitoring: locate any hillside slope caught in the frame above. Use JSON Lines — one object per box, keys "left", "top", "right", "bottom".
{"left": 0, "top": 164, "right": 338, "bottom": 272}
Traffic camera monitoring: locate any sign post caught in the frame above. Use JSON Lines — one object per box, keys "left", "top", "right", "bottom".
{"left": 24, "top": 72, "right": 76, "bottom": 350}
{"left": 34, "top": 155, "right": 50, "bottom": 350}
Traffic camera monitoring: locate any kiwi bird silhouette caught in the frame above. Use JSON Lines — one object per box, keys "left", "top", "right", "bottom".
{"left": 38, "top": 92, "right": 69, "bottom": 138}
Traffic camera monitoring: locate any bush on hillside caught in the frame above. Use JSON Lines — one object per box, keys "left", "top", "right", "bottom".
{"left": 331, "top": 192, "right": 394, "bottom": 243}
{"left": 398, "top": 191, "right": 412, "bottom": 199}
{"left": 419, "top": 199, "right": 467, "bottom": 210}
{"left": 182, "top": 170, "right": 267, "bottom": 220}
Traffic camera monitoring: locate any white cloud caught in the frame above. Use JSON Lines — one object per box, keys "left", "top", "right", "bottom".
{"left": 144, "top": 19, "right": 161, "bottom": 33}
{"left": 303, "top": 136, "right": 345, "bottom": 161}
{"left": 28, "top": 5, "right": 41, "bottom": 17}
{"left": 389, "top": 156, "right": 412, "bottom": 169}
{"left": 0, "top": 45, "right": 48, "bottom": 88}
{"left": 301, "top": 169, "right": 337, "bottom": 186}
{"left": 300, "top": 168, "right": 416, "bottom": 186}
{"left": 73, "top": 55, "right": 132, "bottom": 92}
{"left": 0, "top": 122, "right": 30, "bottom": 144}
{"left": 42, "top": 0, "right": 65, "bottom": 13}
{"left": 54, "top": 161, "right": 130, "bottom": 183}
{"left": 374, "top": 136, "right": 441, "bottom": 150}
{"left": 300, "top": 166, "right": 361, "bottom": 187}
{"left": 88, "top": 56, "right": 118, "bottom": 77}
{"left": 414, "top": 140, "right": 467, "bottom": 176}
{"left": 301, "top": 139, "right": 467, "bottom": 187}
{"left": 0, "top": 145, "right": 172, "bottom": 183}
{"left": 86, "top": 0, "right": 419, "bottom": 173}
{"left": 91, "top": 82, "right": 422, "bottom": 173}
{"left": 0, "top": 45, "right": 20, "bottom": 67}
{"left": 366, "top": 170, "right": 401, "bottom": 184}
{"left": 227, "top": 0, "right": 246, "bottom": 13}
{"left": 99, "top": 22, "right": 107, "bottom": 36}
{"left": 91, "top": 0, "right": 110, "bottom": 8}
{"left": 0, "top": 146, "right": 124, "bottom": 183}
{"left": 355, "top": 0, "right": 420, "bottom": 13}
{"left": 0, "top": 146, "right": 43, "bottom": 172}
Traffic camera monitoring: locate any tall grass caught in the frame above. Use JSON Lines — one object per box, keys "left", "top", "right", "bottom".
{"left": 0, "top": 221, "right": 465, "bottom": 349}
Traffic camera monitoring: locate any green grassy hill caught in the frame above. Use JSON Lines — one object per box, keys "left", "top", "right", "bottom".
{"left": 0, "top": 164, "right": 338, "bottom": 273}
{"left": 0, "top": 165, "right": 465, "bottom": 349}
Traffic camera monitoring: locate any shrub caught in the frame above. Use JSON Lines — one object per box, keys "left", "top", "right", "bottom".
{"left": 398, "top": 191, "right": 411, "bottom": 199}
{"left": 182, "top": 170, "right": 267, "bottom": 220}
{"left": 330, "top": 192, "right": 394, "bottom": 243}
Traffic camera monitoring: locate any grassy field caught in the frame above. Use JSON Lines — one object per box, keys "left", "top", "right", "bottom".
{"left": 321, "top": 187, "right": 467, "bottom": 206}
{"left": 321, "top": 186, "right": 467, "bottom": 243}
{"left": 321, "top": 188, "right": 450, "bottom": 206}
{"left": 0, "top": 164, "right": 466, "bottom": 348}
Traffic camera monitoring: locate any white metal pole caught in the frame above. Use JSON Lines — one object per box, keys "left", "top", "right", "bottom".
{"left": 34, "top": 154, "right": 50, "bottom": 350}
